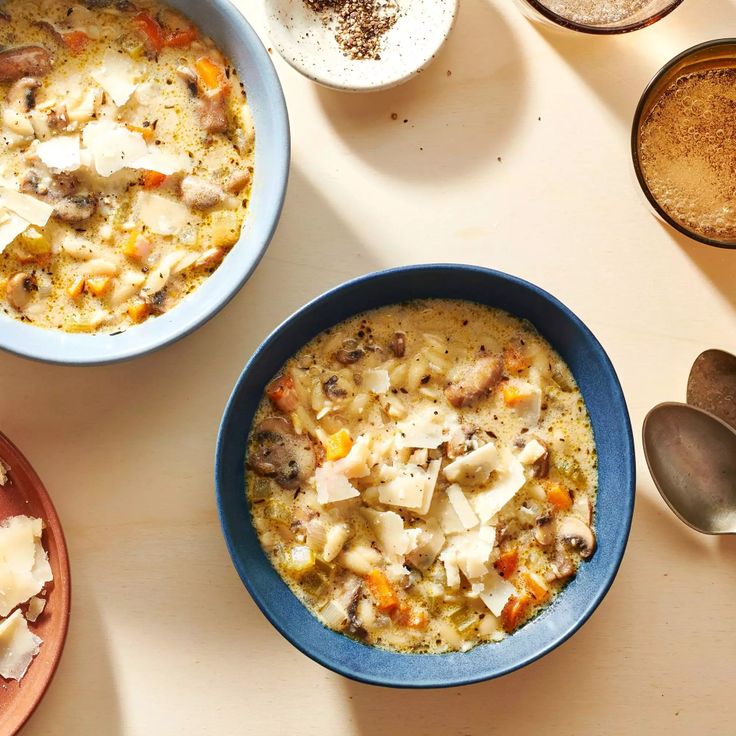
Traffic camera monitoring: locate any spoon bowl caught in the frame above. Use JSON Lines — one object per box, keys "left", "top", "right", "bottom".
{"left": 643, "top": 402, "right": 736, "bottom": 534}
{"left": 687, "top": 349, "right": 736, "bottom": 431}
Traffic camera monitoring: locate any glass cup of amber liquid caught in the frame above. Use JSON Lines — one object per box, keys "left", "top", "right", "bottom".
{"left": 632, "top": 40, "right": 736, "bottom": 249}
{"left": 513, "top": 0, "right": 684, "bottom": 34}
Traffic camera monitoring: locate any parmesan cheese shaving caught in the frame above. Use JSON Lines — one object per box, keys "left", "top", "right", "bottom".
{"left": 362, "top": 369, "right": 390, "bottom": 394}
{"left": 0, "top": 515, "right": 53, "bottom": 617}
{"left": 376, "top": 463, "right": 427, "bottom": 509}
{"left": 25, "top": 596, "right": 46, "bottom": 623}
{"left": 82, "top": 120, "right": 147, "bottom": 176}
{"left": 362, "top": 509, "right": 417, "bottom": 562}
{"left": 505, "top": 378, "right": 542, "bottom": 427}
{"left": 132, "top": 147, "right": 193, "bottom": 175}
{"left": 478, "top": 570, "right": 516, "bottom": 616}
{"left": 417, "top": 458, "right": 441, "bottom": 516}
{"left": 90, "top": 50, "right": 140, "bottom": 107}
{"left": 0, "top": 209, "right": 30, "bottom": 254}
{"left": 450, "top": 526, "right": 496, "bottom": 581}
{"left": 472, "top": 453, "right": 527, "bottom": 523}
{"left": 517, "top": 438, "right": 547, "bottom": 465}
{"left": 0, "top": 188, "right": 54, "bottom": 227}
{"left": 446, "top": 484, "right": 480, "bottom": 530}
{"left": 444, "top": 442, "right": 500, "bottom": 485}
{"left": 395, "top": 405, "right": 458, "bottom": 449}
{"left": 315, "top": 464, "right": 360, "bottom": 505}
{"left": 137, "top": 192, "right": 191, "bottom": 235}
{"left": 0, "top": 609, "right": 42, "bottom": 681}
{"left": 36, "top": 134, "right": 81, "bottom": 172}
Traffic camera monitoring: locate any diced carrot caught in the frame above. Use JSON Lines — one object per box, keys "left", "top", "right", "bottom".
{"left": 142, "top": 170, "right": 166, "bottom": 189}
{"left": 494, "top": 549, "right": 519, "bottom": 579}
{"left": 365, "top": 569, "right": 399, "bottom": 613}
{"left": 132, "top": 12, "right": 165, "bottom": 52}
{"left": 66, "top": 276, "right": 85, "bottom": 299}
{"left": 63, "top": 30, "right": 89, "bottom": 55}
{"left": 522, "top": 571, "right": 549, "bottom": 602}
{"left": 127, "top": 300, "right": 150, "bottom": 323}
{"left": 165, "top": 26, "right": 198, "bottom": 48}
{"left": 323, "top": 428, "right": 352, "bottom": 462}
{"left": 396, "top": 601, "right": 428, "bottom": 629}
{"left": 195, "top": 56, "right": 227, "bottom": 90}
{"left": 503, "top": 343, "right": 530, "bottom": 373}
{"left": 500, "top": 593, "right": 533, "bottom": 632}
{"left": 266, "top": 375, "right": 299, "bottom": 413}
{"left": 86, "top": 276, "right": 111, "bottom": 297}
{"left": 121, "top": 230, "right": 152, "bottom": 260}
{"left": 502, "top": 383, "right": 525, "bottom": 406}
{"left": 545, "top": 481, "right": 573, "bottom": 511}
{"left": 126, "top": 124, "right": 155, "bottom": 143}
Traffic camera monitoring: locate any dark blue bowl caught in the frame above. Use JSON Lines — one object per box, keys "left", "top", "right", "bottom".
{"left": 215, "top": 264, "right": 635, "bottom": 688}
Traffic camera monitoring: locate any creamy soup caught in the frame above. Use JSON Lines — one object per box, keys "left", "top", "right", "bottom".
{"left": 247, "top": 300, "right": 598, "bottom": 653}
{"left": 0, "top": 0, "right": 254, "bottom": 333}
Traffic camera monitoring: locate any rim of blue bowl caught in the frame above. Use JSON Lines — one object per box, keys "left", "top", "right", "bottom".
{"left": 0, "top": 0, "right": 290, "bottom": 365}
{"left": 215, "top": 263, "right": 635, "bottom": 688}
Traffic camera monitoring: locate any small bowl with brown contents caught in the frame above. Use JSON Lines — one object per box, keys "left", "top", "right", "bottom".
{"left": 265, "top": 0, "right": 457, "bottom": 92}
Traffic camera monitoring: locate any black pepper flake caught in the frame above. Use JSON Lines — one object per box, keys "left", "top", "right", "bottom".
{"left": 303, "top": 0, "right": 398, "bottom": 61}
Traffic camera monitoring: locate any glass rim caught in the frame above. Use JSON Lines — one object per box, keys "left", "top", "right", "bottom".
{"left": 631, "top": 38, "right": 736, "bottom": 250}
{"left": 520, "top": 0, "right": 685, "bottom": 34}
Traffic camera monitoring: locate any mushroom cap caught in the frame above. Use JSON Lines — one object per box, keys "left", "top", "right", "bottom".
{"left": 558, "top": 516, "right": 596, "bottom": 559}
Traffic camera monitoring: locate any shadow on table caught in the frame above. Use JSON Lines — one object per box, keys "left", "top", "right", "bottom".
{"left": 313, "top": 0, "right": 527, "bottom": 181}
{"left": 20, "top": 597, "right": 121, "bottom": 736}
{"left": 650, "top": 220, "right": 736, "bottom": 313}
{"left": 341, "top": 482, "right": 728, "bottom": 734}
{"left": 531, "top": 0, "right": 736, "bottom": 127}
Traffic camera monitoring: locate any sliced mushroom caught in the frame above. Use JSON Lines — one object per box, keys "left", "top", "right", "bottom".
{"left": 5, "top": 272, "right": 36, "bottom": 310}
{"left": 346, "top": 584, "right": 367, "bottom": 638}
{"left": 389, "top": 331, "right": 406, "bottom": 358}
{"left": 335, "top": 339, "right": 364, "bottom": 365}
{"left": 558, "top": 516, "right": 596, "bottom": 559}
{"left": 445, "top": 353, "right": 504, "bottom": 408}
{"left": 0, "top": 47, "right": 52, "bottom": 82}
{"left": 180, "top": 175, "right": 224, "bottom": 211}
{"left": 545, "top": 549, "right": 576, "bottom": 582}
{"left": 249, "top": 416, "right": 316, "bottom": 490}
{"left": 266, "top": 374, "right": 300, "bottom": 413}
{"left": 176, "top": 65, "right": 199, "bottom": 97}
{"left": 531, "top": 438, "right": 550, "bottom": 478}
{"left": 34, "top": 21, "right": 64, "bottom": 46}
{"left": 198, "top": 88, "right": 228, "bottom": 133}
{"left": 224, "top": 168, "right": 252, "bottom": 195}
{"left": 534, "top": 513, "right": 555, "bottom": 546}
{"left": 54, "top": 194, "right": 97, "bottom": 223}
{"left": 7, "top": 77, "right": 40, "bottom": 112}
{"left": 323, "top": 374, "right": 348, "bottom": 399}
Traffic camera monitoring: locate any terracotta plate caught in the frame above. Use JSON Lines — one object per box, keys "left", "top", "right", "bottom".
{"left": 0, "top": 432, "right": 71, "bottom": 735}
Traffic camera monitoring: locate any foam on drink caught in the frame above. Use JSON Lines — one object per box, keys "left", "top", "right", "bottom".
{"left": 540, "top": 0, "right": 653, "bottom": 25}
{"left": 638, "top": 67, "right": 736, "bottom": 243}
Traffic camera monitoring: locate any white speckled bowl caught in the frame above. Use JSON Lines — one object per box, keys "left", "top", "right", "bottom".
{"left": 265, "top": 0, "right": 457, "bottom": 92}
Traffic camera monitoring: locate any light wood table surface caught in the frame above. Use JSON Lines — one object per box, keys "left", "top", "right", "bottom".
{"left": 3, "top": 0, "right": 736, "bottom": 733}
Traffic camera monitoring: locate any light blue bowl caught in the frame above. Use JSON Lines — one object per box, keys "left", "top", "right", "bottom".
{"left": 216, "top": 264, "right": 635, "bottom": 688}
{"left": 0, "top": 0, "right": 289, "bottom": 365}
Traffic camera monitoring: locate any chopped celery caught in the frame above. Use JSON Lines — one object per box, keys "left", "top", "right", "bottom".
{"left": 264, "top": 499, "right": 291, "bottom": 525}
{"left": 554, "top": 455, "right": 584, "bottom": 483}
{"left": 284, "top": 545, "right": 315, "bottom": 575}
{"left": 250, "top": 477, "right": 272, "bottom": 501}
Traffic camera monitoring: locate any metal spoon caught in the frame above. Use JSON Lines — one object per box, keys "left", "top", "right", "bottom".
{"left": 643, "top": 402, "right": 736, "bottom": 534}
{"left": 687, "top": 349, "right": 736, "bottom": 431}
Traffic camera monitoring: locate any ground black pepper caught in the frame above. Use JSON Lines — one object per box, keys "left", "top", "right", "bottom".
{"left": 303, "top": 0, "right": 399, "bottom": 61}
